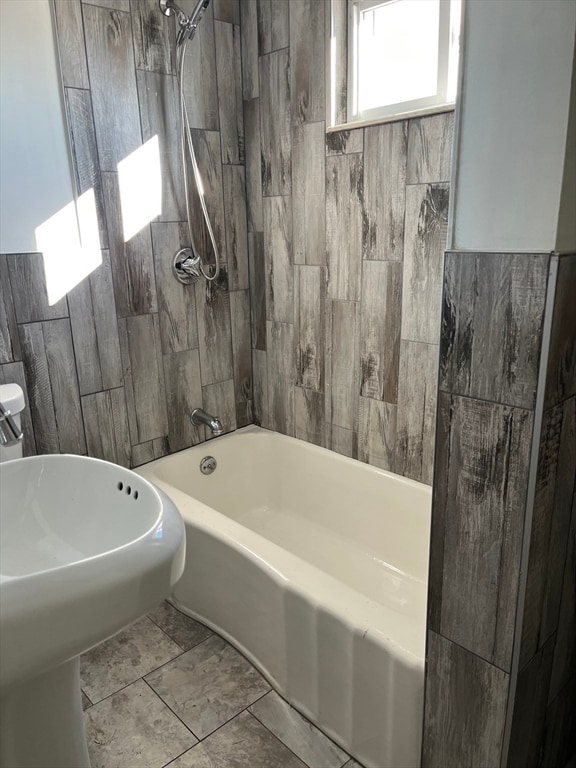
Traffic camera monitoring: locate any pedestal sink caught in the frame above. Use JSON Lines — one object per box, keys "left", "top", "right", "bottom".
{"left": 0, "top": 454, "right": 186, "bottom": 768}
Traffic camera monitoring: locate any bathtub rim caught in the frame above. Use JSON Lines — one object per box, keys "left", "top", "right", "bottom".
{"left": 142, "top": 423, "right": 433, "bottom": 501}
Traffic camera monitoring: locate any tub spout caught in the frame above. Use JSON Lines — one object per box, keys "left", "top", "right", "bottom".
{"left": 0, "top": 401, "right": 23, "bottom": 447}
{"left": 191, "top": 408, "right": 223, "bottom": 436}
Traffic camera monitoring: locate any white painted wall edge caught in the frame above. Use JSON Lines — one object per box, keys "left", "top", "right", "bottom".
{"left": 0, "top": 0, "right": 75, "bottom": 254}
{"left": 555, "top": 42, "right": 576, "bottom": 253}
{"left": 451, "top": 0, "right": 576, "bottom": 253}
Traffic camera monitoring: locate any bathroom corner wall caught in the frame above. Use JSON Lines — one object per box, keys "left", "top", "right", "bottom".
{"left": 507, "top": 253, "right": 576, "bottom": 768}
{"left": 422, "top": 252, "right": 576, "bottom": 768}
{"left": 423, "top": 251, "right": 549, "bottom": 767}
{"left": 0, "top": 0, "right": 251, "bottom": 467}
{"left": 241, "top": 0, "right": 454, "bottom": 484}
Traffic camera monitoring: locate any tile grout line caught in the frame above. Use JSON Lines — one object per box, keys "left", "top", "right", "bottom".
{"left": 147, "top": 609, "right": 352, "bottom": 767}
{"left": 83, "top": 668, "right": 168, "bottom": 709}
{"left": 244, "top": 708, "right": 318, "bottom": 768}
{"left": 82, "top": 627, "right": 198, "bottom": 707}
{"left": 156, "top": 683, "right": 274, "bottom": 768}
{"left": 249, "top": 701, "right": 352, "bottom": 768}
{"left": 153, "top": 609, "right": 351, "bottom": 767}
{"left": 146, "top": 612, "right": 213, "bottom": 653}
{"left": 141, "top": 676, "right": 201, "bottom": 743}
{"left": 142, "top": 631, "right": 216, "bottom": 681}
{"left": 82, "top": 604, "right": 360, "bottom": 768}
{"left": 82, "top": 689, "right": 94, "bottom": 708}
{"left": 438, "top": 387, "right": 537, "bottom": 413}
{"left": 433, "top": 628, "right": 512, "bottom": 676}
{"left": 131, "top": 609, "right": 283, "bottom": 762}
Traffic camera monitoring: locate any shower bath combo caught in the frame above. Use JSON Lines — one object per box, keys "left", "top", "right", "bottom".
{"left": 160, "top": 0, "right": 221, "bottom": 285}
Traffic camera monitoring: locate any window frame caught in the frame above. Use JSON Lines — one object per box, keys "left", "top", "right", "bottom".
{"left": 346, "top": 0, "right": 456, "bottom": 125}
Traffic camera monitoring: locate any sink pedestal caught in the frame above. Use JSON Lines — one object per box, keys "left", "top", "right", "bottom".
{"left": 0, "top": 658, "right": 90, "bottom": 768}
{"left": 0, "top": 454, "right": 186, "bottom": 766}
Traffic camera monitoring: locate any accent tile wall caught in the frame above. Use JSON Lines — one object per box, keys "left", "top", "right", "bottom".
{"left": 423, "top": 251, "right": 548, "bottom": 767}
{"left": 241, "top": 0, "right": 454, "bottom": 484}
{"left": 508, "top": 253, "right": 576, "bottom": 768}
{"left": 0, "top": 0, "right": 452, "bottom": 486}
{"left": 423, "top": 251, "right": 576, "bottom": 768}
{"left": 0, "top": 0, "right": 251, "bottom": 467}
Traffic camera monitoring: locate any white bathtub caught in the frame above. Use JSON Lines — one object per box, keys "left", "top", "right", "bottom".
{"left": 137, "top": 426, "right": 431, "bottom": 768}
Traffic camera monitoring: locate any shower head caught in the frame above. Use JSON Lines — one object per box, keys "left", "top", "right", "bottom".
{"left": 159, "top": 0, "right": 186, "bottom": 22}
{"left": 159, "top": 0, "right": 211, "bottom": 45}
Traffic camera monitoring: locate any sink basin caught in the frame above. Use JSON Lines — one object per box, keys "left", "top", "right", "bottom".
{"left": 0, "top": 454, "right": 185, "bottom": 768}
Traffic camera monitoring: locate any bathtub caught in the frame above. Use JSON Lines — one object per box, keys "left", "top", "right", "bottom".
{"left": 136, "top": 426, "right": 431, "bottom": 768}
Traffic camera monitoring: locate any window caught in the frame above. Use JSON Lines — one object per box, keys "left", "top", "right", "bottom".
{"left": 347, "top": 0, "right": 461, "bottom": 124}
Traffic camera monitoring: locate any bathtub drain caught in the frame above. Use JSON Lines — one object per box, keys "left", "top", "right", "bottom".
{"left": 200, "top": 456, "right": 217, "bottom": 475}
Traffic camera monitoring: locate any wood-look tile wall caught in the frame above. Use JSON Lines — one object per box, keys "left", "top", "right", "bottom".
{"left": 508, "top": 253, "right": 576, "bottom": 768}
{"left": 1, "top": 0, "right": 452, "bottom": 484}
{"left": 242, "top": 0, "right": 454, "bottom": 484}
{"left": 423, "top": 251, "right": 576, "bottom": 768}
{"left": 0, "top": 0, "right": 251, "bottom": 468}
{"left": 1, "top": 5, "right": 573, "bottom": 766}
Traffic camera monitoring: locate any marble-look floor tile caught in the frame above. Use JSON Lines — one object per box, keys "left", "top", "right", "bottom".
{"left": 82, "top": 690, "right": 92, "bottom": 711}
{"left": 80, "top": 617, "right": 182, "bottom": 702}
{"left": 147, "top": 601, "right": 213, "bottom": 651}
{"left": 250, "top": 690, "right": 349, "bottom": 768}
{"left": 166, "top": 711, "right": 308, "bottom": 768}
{"left": 85, "top": 679, "right": 196, "bottom": 768}
{"left": 145, "top": 635, "right": 270, "bottom": 738}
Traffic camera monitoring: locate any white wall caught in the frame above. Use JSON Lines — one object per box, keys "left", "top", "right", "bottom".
{"left": 0, "top": 0, "right": 75, "bottom": 254}
{"left": 450, "top": 0, "right": 576, "bottom": 252}
{"left": 555, "top": 45, "right": 576, "bottom": 252}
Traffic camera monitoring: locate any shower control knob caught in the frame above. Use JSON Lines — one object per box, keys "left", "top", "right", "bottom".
{"left": 173, "top": 248, "right": 202, "bottom": 284}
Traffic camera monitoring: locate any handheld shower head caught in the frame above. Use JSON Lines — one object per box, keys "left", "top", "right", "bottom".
{"left": 159, "top": 0, "right": 211, "bottom": 45}
{"left": 159, "top": 0, "right": 187, "bottom": 23}
{"left": 188, "top": 0, "right": 211, "bottom": 29}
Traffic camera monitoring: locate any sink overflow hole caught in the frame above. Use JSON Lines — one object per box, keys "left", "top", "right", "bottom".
{"left": 117, "top": 481, "right": 139, "bottom": 500}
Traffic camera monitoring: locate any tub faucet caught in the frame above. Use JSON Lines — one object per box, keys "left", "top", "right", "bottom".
{"left": 0, "top": 401, "right": 23, "bottom": 447}
{"left": 191, "top": 408, "right": 223, "bottom": 436}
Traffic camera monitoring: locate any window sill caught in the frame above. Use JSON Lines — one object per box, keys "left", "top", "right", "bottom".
{"left": 327, "top": 102, "right": 455, "bottom": 134}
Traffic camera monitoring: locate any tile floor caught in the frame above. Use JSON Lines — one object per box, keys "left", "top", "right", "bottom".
{"left": 81, "top": 601, "right": 365, "bottom": 768}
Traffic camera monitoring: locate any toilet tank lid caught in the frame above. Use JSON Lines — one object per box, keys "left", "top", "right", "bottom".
{"left": 0, "top": 383, "right": 25, "bottom": 414}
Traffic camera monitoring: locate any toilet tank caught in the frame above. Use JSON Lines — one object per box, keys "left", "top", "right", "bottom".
{"left": 0, "top": 383, "right": 25, "bottom": 462}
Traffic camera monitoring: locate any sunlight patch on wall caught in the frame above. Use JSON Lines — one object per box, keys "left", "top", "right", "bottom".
{"left": 117, "top": 135, "right": 162, "bottom": 242}
{"left": 36, "top": 187, "right": 102, "bottom": 306}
